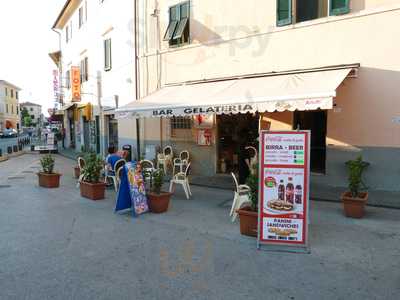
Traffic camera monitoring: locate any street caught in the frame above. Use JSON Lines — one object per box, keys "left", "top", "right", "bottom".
{"left": 0, "top": 154, "right": 399, "bottom": 300}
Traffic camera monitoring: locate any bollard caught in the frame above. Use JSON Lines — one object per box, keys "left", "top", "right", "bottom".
{"left": 13, "top": 145, "right": 18, "bottom": 152}
{"left": 7, "top": 146, "right": 12, "bottom": 154}
{"left": 0, "top": 148, "right": 2, "bottom": 157}
{"left": 18, "top": 143, "right": 23, "bottom": 151}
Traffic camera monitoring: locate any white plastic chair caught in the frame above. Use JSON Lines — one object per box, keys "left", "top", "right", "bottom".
{"left": 140, "top": 159, "right": 155, "bottom": 186}
{"left": 76, "top": 157, "right": 86, "bottom": 188}
{"left": 157, "top": 146, "right": 173, "bottom": 174}
{"left": 169, "top": 162, "right": 192, "bottom": 199}
{"left": 105, "top": 159, "right": 126, "bottom": 192}
{"left": 115, "top": 166, "right": 124, "bottom": 192}
{"left": 230, "top": 172, "right": 251, "bottom": 222}
{"left": 173, "top": 150, "right": 190, "bottom": 175}
{"left": 245, "top": 146, "right": 258, "bottom": 175}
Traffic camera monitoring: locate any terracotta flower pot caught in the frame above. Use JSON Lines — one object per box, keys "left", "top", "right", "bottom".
{"left": 237, "top": 206, "right": 258, "bottom": 237}
{"left": 80, "top": 181, "right": 106, "bottom": 200}
{"left": 147, "top": 192, "right": 172, "bottom": 213}
{"left": 37, "top": 172, "right": 61, "bottom": 188}
{"left": 341, "top": 191, "right": 368, "bottom": 218}
{"left": 74, "top": 166, "right": 80, "bottom": 179}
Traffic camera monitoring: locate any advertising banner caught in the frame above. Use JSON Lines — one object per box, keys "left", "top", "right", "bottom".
{"left": 258, "top": 131, "right": 310, "bottom": 252}
{"left": 71, "top": 66, "right": 81, "bottom": 102}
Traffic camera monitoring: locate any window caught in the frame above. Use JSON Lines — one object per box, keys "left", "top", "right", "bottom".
{"left": 31, "top": 115, "right": 35, "bottom": 120}
{"left": 16, "top": 106, "right": 19, "bottom": 115}
{"left": 104, "top": 38, "right": 112, "bottom": 71}
{"left": 5, "top": 87, "right": 7, "bottom": 96}
{"left": 277, "top": 0, "right": 350, "bottom": 26}
{"left": 16, "top": 91, "right": 18, "bottom": 100}
{"left": 6, "top": 104, "right": 8, "bottom": 113}
{"left": 171, "top": 117, "right": 192, "bottom": 129}
{"left": 66, "top": 25, "right": 70, "bottom": 42}
{"left": 163, "top": 2, "right": 190, "bottom": 47}
{"left": 11, "top": 105, "right": 13, "bottom": 114}
{"left": 79, "top": 6, "right": 84, "bottom": 28}
{"left": 80, "top": 57, "right": 89, "bottom": 82}
{"left": 10, "top": 89, "right": 14, "bottom": 98}
{"left": 66, "top": 70, "right": 71, "bottom": 89}
{"left": 30, "top": 107, "right": 33, "bottom": 111}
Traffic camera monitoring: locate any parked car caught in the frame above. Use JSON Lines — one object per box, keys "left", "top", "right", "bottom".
{"left": 1, "top": 128, "right": 18, "bottom": 138}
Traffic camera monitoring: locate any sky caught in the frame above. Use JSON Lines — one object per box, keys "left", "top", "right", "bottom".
{"left": 0, "top": 0, "right": 66, "bottom": 116}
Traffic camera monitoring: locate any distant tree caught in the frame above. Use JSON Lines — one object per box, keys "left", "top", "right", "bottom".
{"left": 24, "top": 116, "right": 32, "bottom": 127}
{"left": 21, "top": 108, "right": 30, "bottom": 126}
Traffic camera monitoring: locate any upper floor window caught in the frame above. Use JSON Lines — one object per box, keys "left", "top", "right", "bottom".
{"left": 163, "top": 2, "right": 190, "bottom": 47}
{"left": 30, "top": 107, "right": 33, "bottom": 112}
{"left": 277, "top": 0, "right": 350, "bottom": 26}
{"left": 66, "top": 70, "right": 71, "bottom": 89}
{"left": 80, "top": 57, "right": 89, "bottom": 83}
{"left": 16, "top": 105, "right": 19, "bottom": 115}
{"left": 6, "top": 104, "right": 8, "bottom": 114}
{"left": 5, "top": 87, "right": 7, "bottom": 96}
{"left": 104, "top": 38, "right": 112, "bottom": 71}
{"left": 66, "top": 25, "right": 70, "bottom": 42}
{"left": 16, "top": 91, "right": 18, "bottom": 100}
{"left": 10, "top": 89, "right": 14, "bottom": 98}
{"left": 79, "top": 2, "right": 87, "bottom": 28}
{"left": 11, "top": 105, "right": 13, "bottom": 114}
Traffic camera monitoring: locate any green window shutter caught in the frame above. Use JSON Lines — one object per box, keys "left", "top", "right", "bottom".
{"left": 330, "top": 0, "right": 350, "bottom": 16}
{"left": 277, "top": 0, "right": 292, "bottom": 27}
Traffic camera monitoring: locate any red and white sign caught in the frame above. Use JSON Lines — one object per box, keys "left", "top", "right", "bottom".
{"left": 258, "top": 131, "right": 310, "bottom": 250}
{"left": 197, "top": 129, "right": 212, "bottom": 146}
{"left": 71, "top": 66, "right": 81, "bottom": 102}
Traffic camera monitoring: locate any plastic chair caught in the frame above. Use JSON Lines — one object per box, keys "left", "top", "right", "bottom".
{"left": 173, "top": 150, "right": 190, "bottom": 175}
{"left": 76, "top": 157, "right": 86, "bottom": 188}
{"left": 157, "top": 145, "right": 173, "bottom": 174}
{"left": 245, "top": 146, "right": 258, "bottom": 175}
{"left": 169, "top": 162, "right": 192, "bottom": 199}
{"left": 140, "top": 160, "right": 155, "bottom": 186}
{"left": 230, "top": 172, "right": 251, "bottom": 222}
{"left": 116, "top": 166, "right": 124, "bottom": 191}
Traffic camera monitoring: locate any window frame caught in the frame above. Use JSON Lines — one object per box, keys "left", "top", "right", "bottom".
{"left": 277, "top": 0, "right": 350, "bottom": 27}
{"left": 80, "top": 57, "right": 89, "bottom": 83}
{"left": 164, "top": 2, "right": 190, "bottom": 47}
{"left": 104, "top": 38, "right": 112, "bottom": 71}
{"left": 170, "top": 116, "right": 192, "bottom": 130}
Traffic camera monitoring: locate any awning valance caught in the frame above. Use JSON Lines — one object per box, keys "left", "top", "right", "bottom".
{"left": 116, "top": 66, "right": 356, "bottom": 119}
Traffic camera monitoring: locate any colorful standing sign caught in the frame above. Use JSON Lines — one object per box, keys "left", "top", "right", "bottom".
{"left": 71, "top": 66, "right": 81, "bottom": 102}
{"left": 258, "top": 131, "right": 310, "bottom": 252}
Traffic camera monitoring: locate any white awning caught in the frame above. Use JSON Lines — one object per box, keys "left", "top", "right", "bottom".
{"left": 116, "top": 67, "right": 355, "bottom": 119}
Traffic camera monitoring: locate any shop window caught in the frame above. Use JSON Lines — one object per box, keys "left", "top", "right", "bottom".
{"left": 163, "top": 2, "right": 190, "bottom": 47}
{"left": 277, "top": 0, "right": 350, "bottom": 26}
{"left": 104, "top": 38, "right": 112, "bottom": 71}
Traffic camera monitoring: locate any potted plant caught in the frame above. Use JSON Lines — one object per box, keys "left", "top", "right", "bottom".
{"left": 237, "top": 172, "right": 258, "bottom": 237}
{"left": 341, "top": 156, "right": 369, "bottom": 218}
{"left": 147, "top": 169, "right": 172, "bottom": 213}
{"left": 37, "top": 154, "right": 61, "bottom": 188}
{"left": 80, "top": 152, "right": 106, "bottom": 200}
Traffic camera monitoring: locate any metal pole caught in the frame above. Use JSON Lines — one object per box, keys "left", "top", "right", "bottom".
{"left": 134, "top": 0, "right": 141, "bottom": 161}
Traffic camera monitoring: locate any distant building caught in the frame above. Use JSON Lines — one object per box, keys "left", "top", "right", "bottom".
{"left": 20, "top": 102, "right": 43, "bottom": 127}
{"left": 0, "top": 80, "right": 21, "bottom": 132}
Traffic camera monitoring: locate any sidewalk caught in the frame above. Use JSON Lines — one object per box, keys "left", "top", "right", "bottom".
{"left": 0, "top": 153, "right": 399, "bottom": 299}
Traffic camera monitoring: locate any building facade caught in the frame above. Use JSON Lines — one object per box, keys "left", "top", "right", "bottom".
{"left": 116, "top": 0, "right": 400, "bottom": 206}
{"left": 51, "top": 0, "right": 137, "bottom": 154}
{"left": 0, "top": 80, "right": 21, "bottom": 132}
{"left": 20, "top": 102, "right": 43, "bottom": 128}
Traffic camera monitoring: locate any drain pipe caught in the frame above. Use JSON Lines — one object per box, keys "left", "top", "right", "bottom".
{"left": 134, "top": 0, "right": 141, "bottom": 160}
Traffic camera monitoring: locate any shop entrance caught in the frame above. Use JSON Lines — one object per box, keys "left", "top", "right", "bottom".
{"left": 293, "top": 110, "right": 327, "bottom": 174}
{"left": 217, "top": 113, "right": 259, "bottom": 174}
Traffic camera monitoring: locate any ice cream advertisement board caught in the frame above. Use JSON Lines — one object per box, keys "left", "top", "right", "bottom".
{"left": 258, "top": 131, "right": 310, "bottom": 252}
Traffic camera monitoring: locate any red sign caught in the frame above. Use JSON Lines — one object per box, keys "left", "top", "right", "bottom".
{"left": 258, "top": 131, "right": 310, "bottom": 250}
{"left": 71, "top": 66, "right": 81, "bottom": 102}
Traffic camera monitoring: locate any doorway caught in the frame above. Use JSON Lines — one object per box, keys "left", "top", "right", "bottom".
{"left": 293, "top": 110, "right": 327, "bottom": 174}
{"left": 217, "top": 113, "right": 259, "bottom": 174}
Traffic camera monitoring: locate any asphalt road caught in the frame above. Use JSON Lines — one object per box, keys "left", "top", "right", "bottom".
{"left": 0, "top": 154, "right": 399, "bottom": 300}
